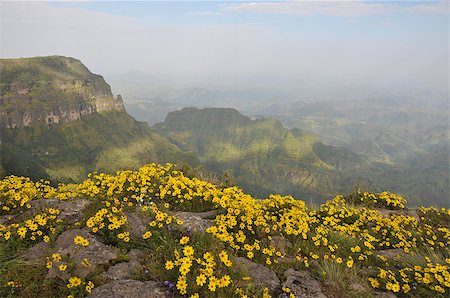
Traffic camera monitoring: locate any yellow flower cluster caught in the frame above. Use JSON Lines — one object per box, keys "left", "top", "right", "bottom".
{"left": 1, "top": 164, "right": 448, "bottom": 298}
{"left": 417, "top": 206, "right": 450, "bottom": 227}
{"left": 0, "top": 208, "right": 59, "bottom": 243}
{"left": 0, "top": 176, "right": 41, "bottom": 213}
{"left": 0, "top": 176, "right": 79, "bottom": 215}
{"left": 86, "top": 207, "right": 127, "bottom": 233}
{"left": 6, "top": 280, "right": 21, "bottom": 288}
{"left": 208, "top": 191, "right": 309, "bottom": 263}
{"left": 78, "top": 163, "right": 172, "bottom": 204}
{"left": 372, "top": 258, "right": 450, "bottom": 295}
{"left": 73, "top": 235, "right": 90, "bottom": 247}
{"left": 165, "top": 244, "right": 233, "bottom": 296}
{"left": 350, "top": 191, "right": 407, "bottom": 210}
{"left": 85, "top": 281, "right": 95, "bottom": 294}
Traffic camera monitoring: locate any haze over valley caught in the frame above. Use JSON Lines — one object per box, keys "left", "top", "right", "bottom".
{"left": 1, "top": 2, "right": 450, "bottom": 298}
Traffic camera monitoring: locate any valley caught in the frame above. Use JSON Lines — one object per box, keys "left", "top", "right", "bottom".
{"left": 1, "top": 56, "right": 448, "bottom": 207}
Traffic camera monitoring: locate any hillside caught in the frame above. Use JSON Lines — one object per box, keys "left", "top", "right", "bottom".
{"left": 252, "top": 98, "right": 449, "bottom": 207}
{"left": 0, "top": 56, "right": 199, "bottom": 182}
{"left": 0, "top": 164, "right": 448, "bottom": 298}
{"left": 155, "top": 107, "right": 370, "bottom": 202}
{"left": 0, "top": 56, "right": 124, "bottom": 128}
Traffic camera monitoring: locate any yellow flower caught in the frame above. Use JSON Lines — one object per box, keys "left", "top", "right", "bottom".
{"left": 183, "top": 245, "right": 194, "bottom": 257}
{"left": 282, "top": 287, "right": 292, "bottom": 293}
{"left": 82, "top": 258, "right": 91, "bottom": 268}
{"left": 67, "top": 276, "right": 82, "bottom": 288}
{"left": 402, "top": 283, "right": 410, "bottom": 293}
{"left": 391, "top": 283, "right": 400, "bottom": 293}
{"left": 17, "top": 227, "right": 27, "bottom": 238}
{"left": 369, "top": 278, "right": 379, "bottom": 288}
{"left": 143, "top": 231, "right": 152, "bottom": 239}
{"left": 165, "top": 261, "right": 174, "bottom": 270}
{"left": 52, "top": 253, "right": 62, "bottom": 262}
{"left": 196, "top": 274, "right": 207, "bottom": 286}
{"left": 58, "top": 264, "right": 67, "bottom": 271}
{"left": 180, "top": 236, "right": 189, "bottom": 245}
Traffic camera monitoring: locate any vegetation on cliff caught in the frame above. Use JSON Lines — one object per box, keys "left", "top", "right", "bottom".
{"left": 1, "top": 111, "right": 199, "bottom": 183}
{"left": 0, "top": 56, "right": 123, "bottom": 129}
{"left": 155, "top": 107, "right": 369, "bottom": 202}
{"left": 0, "top": 164, "right": 448, "bottom": 297}
{"left": 0, "top": 56, "right": 199, "bottom": 183}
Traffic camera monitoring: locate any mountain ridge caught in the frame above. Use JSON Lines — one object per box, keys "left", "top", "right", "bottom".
{"left": 0, "top": 56, "right": 199, "bottom": 183}
{"left": 155, "top": 107, "right": 370, "bottom": 202}
{"left": 0, "top": 56, "right": 124, "bottom": 129}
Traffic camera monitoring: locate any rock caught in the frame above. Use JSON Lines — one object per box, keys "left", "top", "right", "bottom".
{"left": 21, "top": 241, "right": 50, "bottom": 262}
{"left": 348, "top": 282, "right": 366, "bottom": 293}
{"left": 172, "top": 211, "right": 214, "bottom": 232}
{"left": 282, "top": 268, "right": 327, "bottom": 298}
{"left": 377, "top": 209, "right": 420, "bottom": 221}
{"left": 124, "top": 210, "right": 149, "bottom": 239}
{"left": 0, "top": 215, "right": 15, "bottom": 226}
{"left": 87, "top": 279, "right": 168, "bottom": 298}
{"left": 47, "top": 229, "right": 119, "bottom": 279}
{"left": 30, "top": 198, "right": 91, "bottom": 224}
{"left": 235, "top": 257, "right": 280, "bottom": 292}
{"left": 374, "top": 291, "right": 398, "bottom": 298}
{"left": 101, "top": 260, "right": 142, "bottom": 281}
{"left": 128, "top": 249, "right": 145, "bottom": 261}
{"left": 376, "top": 249, "right": 404, "bottom": 259}
{"left": 270, "top": 236, "right": 291, "bottom": 255}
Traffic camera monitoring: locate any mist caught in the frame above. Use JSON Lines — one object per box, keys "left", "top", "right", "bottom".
{"left": 1, "top": 1, "right": 448, "bottom": 101}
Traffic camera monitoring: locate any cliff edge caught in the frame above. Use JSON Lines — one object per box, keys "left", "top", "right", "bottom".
{"left": 0, "top": 56, "right": 124, "bottom": 128}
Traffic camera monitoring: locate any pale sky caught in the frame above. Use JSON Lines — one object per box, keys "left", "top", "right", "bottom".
{"left": 0, "top": 1, "right": 448, "bottom": 95}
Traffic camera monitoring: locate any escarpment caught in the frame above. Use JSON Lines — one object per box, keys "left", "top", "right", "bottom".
{"left": 0, "top": 56, "right": 124, "bottom": 128}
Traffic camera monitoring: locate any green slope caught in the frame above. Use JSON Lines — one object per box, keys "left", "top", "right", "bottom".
{"left": 0, "top": 56, "right": 199, "bottom": 183}
{"left": 254, "top": 99, "right": 449, "bottom": 207}
{"left": 1, "top": 111, "right": 199, "bottom": 183}
{"left": 155, "top": 107, "right": 369, "bottom": 201}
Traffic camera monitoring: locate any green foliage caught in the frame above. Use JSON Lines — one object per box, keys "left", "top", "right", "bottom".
{"left": 155, "top": 107, "right": 371, "bottom": 202}
{"left": 1, "top": 112, "right": 199, "bottom": 183}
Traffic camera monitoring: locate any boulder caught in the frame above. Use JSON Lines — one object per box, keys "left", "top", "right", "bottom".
{"left": 101, "top": 260, "right": 142, "bottom": 281}
{"left": 21, "top": 241, "right": 50, "bottom": 262}
{"left": 87, "top": 279, "right": 168, "bottom": 298}
{"left": 47, "top": 229, "right": 119, "bottom": 279}
{"left": 235, "top": 257, "right": 280, "bottom": 292}
{"left": 374, "top": 291, "right": 398, "bottom": 298}
{"left": 270, "top": 236, "right": 291, "bottom": 255}
{"left": 0, "top": 215, "right": 14, "bottom": 226}
{"left": 282, "top": 268, "right": 327, "bottom": 298}
{"left": 376, "top": 249, "right": 404, "bottom": 259}
{"left": 30, "top": 198, "right": 91, "bottom": 224}
{"left": 172, "top": 211, "right": 215, "bottom": 232}
{"left": 124, "top": 210, "right": 149, "bottom": 239}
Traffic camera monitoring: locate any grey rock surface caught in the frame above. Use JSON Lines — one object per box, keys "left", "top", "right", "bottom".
{"left": 235, "top": 257, "right": 280, "bottom": 292}
{"left": 87, "top": 279, "right": 168, "bottom": 298}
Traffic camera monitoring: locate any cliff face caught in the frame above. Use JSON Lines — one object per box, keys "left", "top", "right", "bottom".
{"left": 0, "top": 56, "right": 124, "bottom": 128}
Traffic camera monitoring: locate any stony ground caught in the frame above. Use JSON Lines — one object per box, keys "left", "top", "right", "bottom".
{"left": 0, "top": 164, "right": 448, "bottom": 297}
